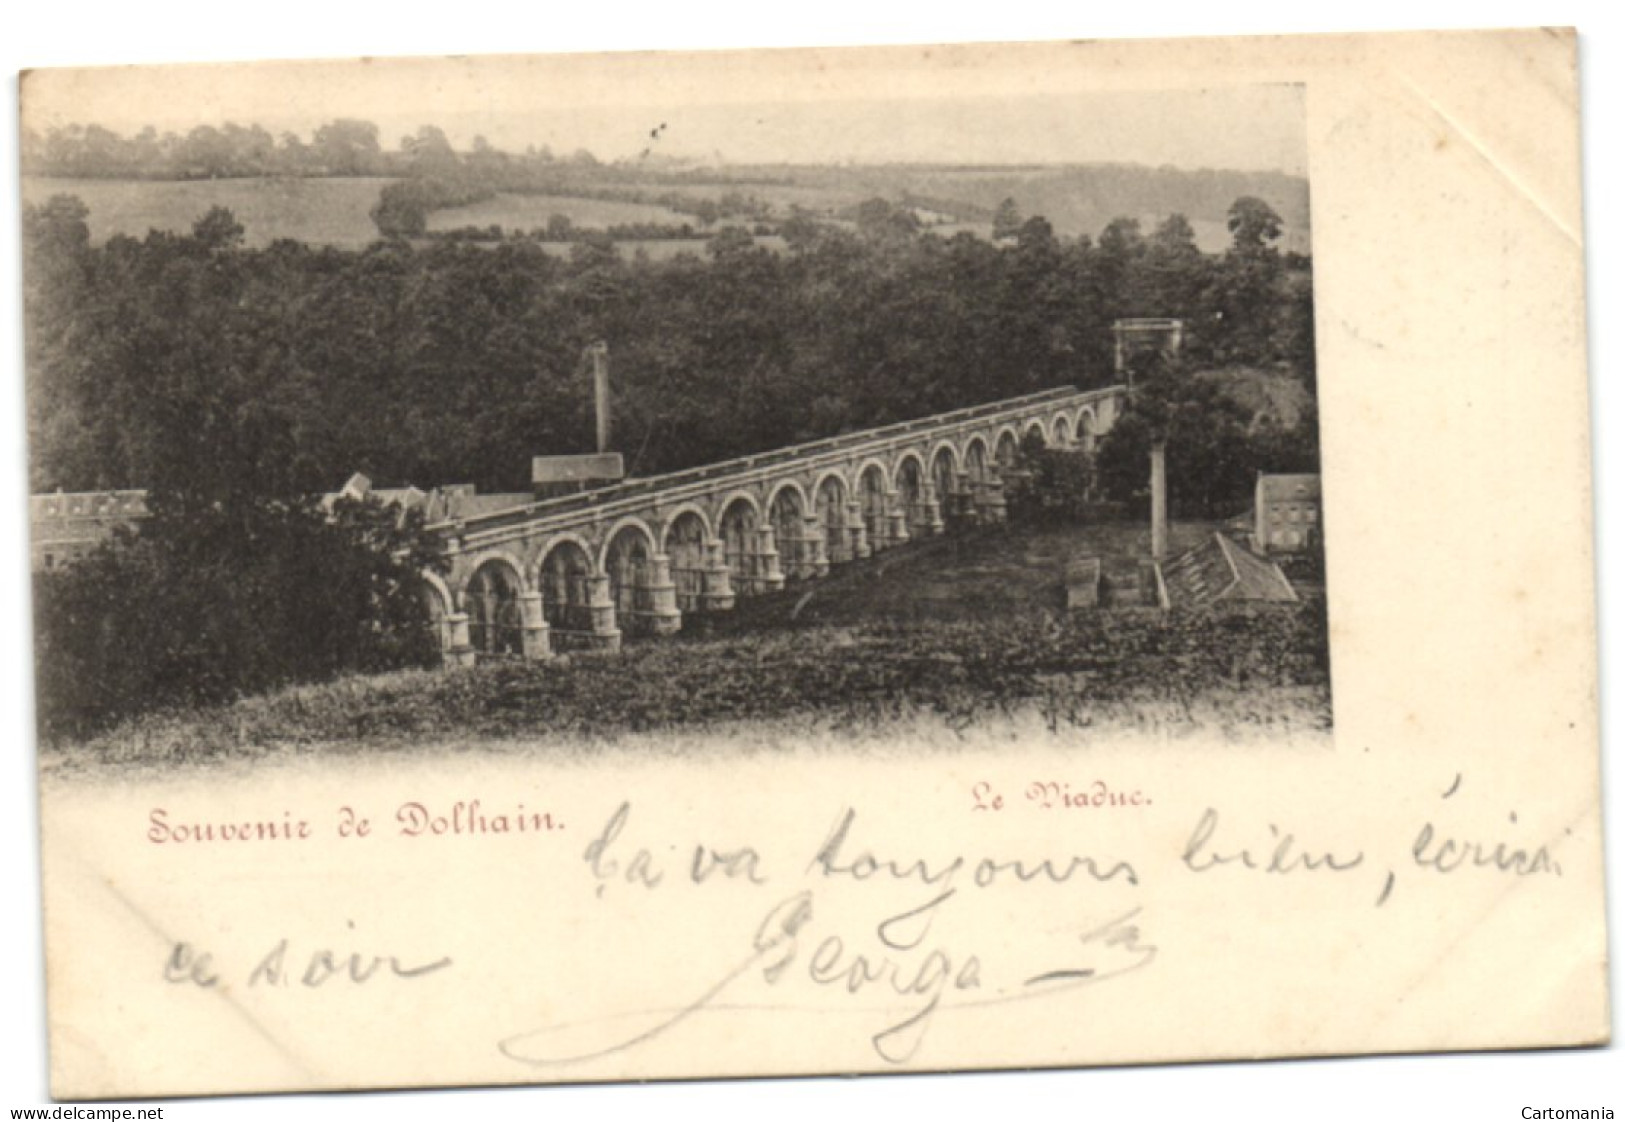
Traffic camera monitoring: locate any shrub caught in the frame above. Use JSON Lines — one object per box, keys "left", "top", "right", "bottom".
{"left": 1005, "top": 434, "right": 1098, "bottom": 527}
{"left": 33, "top": 495, "right": 443, "bottom": 740}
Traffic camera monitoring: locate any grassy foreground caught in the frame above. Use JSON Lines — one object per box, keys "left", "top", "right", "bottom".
{"left": 42, "top": 523, "right": 1331, "bottom": 772}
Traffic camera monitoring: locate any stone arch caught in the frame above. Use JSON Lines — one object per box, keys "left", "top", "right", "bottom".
{"left": 765, "top": 478, "right": 809, "bottom": 515}
{"left": 660, "top": 502, "right": 713, "bottom": 544}
{"left": 536, "top": 534, "right": 598, "bottom": 645}
{"left": 994, "top": 426, "right": 1020, "bottom": 471}
{"left": 597, "top": 516, "right": 659, "bottom": 576}
{"left": 421, "top": 569, "right": 456, "bottom": 661}
{"left": 1077, "top": 407, "right": 1099, "bottom": 454}
{"left": 1022, "top": 418, "right": 1049, "bottom": 447}
{"left": 988, "top": 422, "right": 1014, "bottom": 468}
{"left": 459, "top": 548, "right": 530, "bottom": 607}
{"left": 814, "top": 470, "right": 852, "bottom": 563}
{"left": 930, "top": 442, "right": 961, "bottom": 525}
{"left": 662, "top": 504, "right": 712, "bottom": 612}
{"left": 717, "top": 491, "right": 765, "bottom": 595}
{"left": 928, "top": 439, "right": 961, "bottom": 479}
{"left": 854, "top": 456, "right": 892, "bottom": 493}
{"left": 1051, "top": 412, "right": 1073, "bottom": 447}
{"left": 893, "top": 451, "right": 930, "bottom": 534}
{"left": 463, "top": 553, "right": 526, "bottom": 657}
{"left": 424, "top": 568, "right": 455, "bottom": 611}
{"left": 857, "top": 459, "right": 890, "bottom": 547}
{"left": 963, "top": 433, "right": 991, "bottom": 484}
{"left": 767, "top": 479, "right": 812, "bottom": 579}
{"left": 601, "top": 518, "right": 661, "bottom": 636}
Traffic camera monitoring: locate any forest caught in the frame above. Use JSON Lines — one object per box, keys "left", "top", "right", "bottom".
{"left": 23, "top": 190, "right": 1314, "bottom": 503}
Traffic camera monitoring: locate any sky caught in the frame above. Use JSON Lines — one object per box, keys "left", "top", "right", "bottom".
{"left": 21, "top": 49, "right": 1308, "bottom": 175}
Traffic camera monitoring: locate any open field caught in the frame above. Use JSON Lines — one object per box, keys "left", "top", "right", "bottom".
{"left": 23, "top": 175, "right": 396, "bottom": 248}
{"left": 26, "top": 164, "right": 1312, "bottom": 254}
{"left": 668, "top": 164, "right": 1313, "bottom": 253}
{"left": 43, "top": 520, "right": 1330, "bottom": 774}
{"left": 426, "top": 191, "right": 696, "bottom": 231}
{"left": 521, "top": 235, "right": 790, "bottom": 261}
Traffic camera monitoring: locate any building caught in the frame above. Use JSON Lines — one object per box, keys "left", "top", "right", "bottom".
{"left": 1253, "top": 473, "right": 1321, "bottom": 554}
{"left": 321, "top": 474, "right": 532, "bottom": 525}
{"left": 30, "top": 490, "right": 149, "bottom": 570}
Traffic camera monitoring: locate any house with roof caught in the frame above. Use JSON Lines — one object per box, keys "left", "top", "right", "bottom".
{"left": 1253, "top": 473, "right": 1321, "bottom": 554}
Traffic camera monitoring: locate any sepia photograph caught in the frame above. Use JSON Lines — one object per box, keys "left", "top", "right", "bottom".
{"left": 4, "top": 9, "right": 1617, "bottom": 1118}
{"left": 23, "top": 69, "right": 1325, "bottom": 770}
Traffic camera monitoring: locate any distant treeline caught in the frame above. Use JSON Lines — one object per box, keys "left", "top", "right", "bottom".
{"left": 23, "top": 119, "right": 600, "bottom": 181}
{"left": 23, "top": 120, "right": 1310, "bottom": 241}
{"left": 23, "top": 190, "right": 1313, "bottom": 502}
{"left": 22, "top": 120, "right": 781, "bottom": 228}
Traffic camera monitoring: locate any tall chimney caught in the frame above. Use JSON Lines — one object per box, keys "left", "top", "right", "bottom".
{"left": 1150, "top": 441, "right": 1169, "bottom": 561}
{"left": 590, "top": 342, "right": 611, "bottom": 454}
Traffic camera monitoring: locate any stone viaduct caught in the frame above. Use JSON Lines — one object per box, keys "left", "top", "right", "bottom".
{"left": 425, "top": 384, "right": 1128, "bottom": 664}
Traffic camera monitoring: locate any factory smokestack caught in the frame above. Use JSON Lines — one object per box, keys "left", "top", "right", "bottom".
{"left": 587, "top": 341, "right": 611, "bottom": 454}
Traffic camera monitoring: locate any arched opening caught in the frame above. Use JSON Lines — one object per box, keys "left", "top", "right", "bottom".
{"left": 895, "top": 455, "right": 926, "bottom": 534}
{"left": 422, "top": 579, "right": 453, "bottom": 665}
{"left": 719, "top": 496, "right": 761, "bottom": 595}
{"left": 1023, "top": 419, "right": 1048, "bottom": 448}
{"left": 1052, "top": 414, "right": 1073, "bottom": 447}
{"left": 965, "top": 437, "right": 990, "bottom": 487}
{"left": 539, "top": 539, "right": 596, "bottom": 650}
{"left": 931, "top": 446, "right": 960, "bottom": 526}
{"left": 817, "top": 474, "right": 849, "bottom": 562}
{"left": 858, "top": 463, "right": 889, "bottom": 549}
{"left": 964, "top": 437, "right": 991, "bottom": 520}
{"left": 664, "top": 511, "right": 709, "bottom": 613}
{"left": 769, "top": 485, "right": 808, "bottom": 579}
{"left": 465, "top": 560, "right": 523, "bottom": 658}
{"left": 995, "top": 430, "right": 1019, "bottom": 473}
{"left": 603, "top": 523, "right": 657, "bottom": 637}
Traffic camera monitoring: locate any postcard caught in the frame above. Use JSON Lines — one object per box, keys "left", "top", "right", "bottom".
{"left": 17, "top": 28, "right": 1607, "bottom": 1101}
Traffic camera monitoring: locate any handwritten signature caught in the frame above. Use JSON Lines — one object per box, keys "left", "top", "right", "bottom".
{"left": 498, "top": 888, "right": 1156, "bottom": 1067}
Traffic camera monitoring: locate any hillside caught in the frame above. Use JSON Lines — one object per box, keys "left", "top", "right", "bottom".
{"left": 43, "top": 520, "right": 1331, "bottom": 768}
{"left": 1198, "top": 366, "right": 1315, "bottom": 428}
{"left": 702, "top": 163, "right": 1311, "bottom": 253}
{"left": 21, "top": 175, "right": 396, "bottom": 249}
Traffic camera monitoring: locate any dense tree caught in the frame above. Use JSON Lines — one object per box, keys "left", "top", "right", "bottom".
{"left": 27, "top": 205, "right": 444, "bottom": 737}
{"left": 33, "top": 493, "right": 443, "bottom": 738}
{"left": 401, "top": 124, "right": 459, "bottom": 177}
{"left": 853, "top": 197, "right": 921, "bottom": 243}
{"left": 1094, "top": 352, "right": 1316, "bottom": 520}
{"left": 192, "top": 206, "right": 245, "bottom": 250}
{"left": 992, "top": 197, "right": 1023, "bottom": 240}
{"left": 313, "top": 118, "right": 383, "bottom": 176}
{"left": 1005, "top": 432, "right": 1097, "bottom": 527}
{"left": 1227, "top": 195, "right": 1285, "bottom": 256}
{"left": 371, "top": 181, "right": 432, "bottom": 237}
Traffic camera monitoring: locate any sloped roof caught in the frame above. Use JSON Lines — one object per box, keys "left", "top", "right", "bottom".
{"left": 1214, "top": 534, "right": 1299, "bottom": 602}
{"left": 1258, "top": 473, "right": 1321, "bottom": 505}
{"left": 1160, "top": 533, "right": 1298, "bottom": 607}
